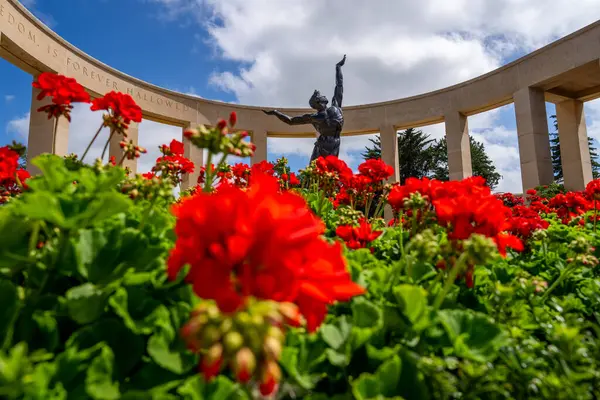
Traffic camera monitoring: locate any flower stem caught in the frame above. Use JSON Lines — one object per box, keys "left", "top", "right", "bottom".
{"left": 541, "top": 265, "right": 575, "bottom": 301}
{"left": 432, "top": 252, "right": 468, "bottom": 311}
{"left": 594, "top": 200, "right": 597, "bottom": 233}
{"left": 51, "top": 116, "right": 59, "bottom": 155}
{"left": 203, "top": 152, "right": 214, "bottom": 192}
{"left": 100, "top": 129, "right": 115, "bottom": 161}
{"left": 81, "top": 123, "right": 104, "bottom": 162}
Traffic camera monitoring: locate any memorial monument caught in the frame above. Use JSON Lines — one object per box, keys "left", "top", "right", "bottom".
{"left": 263, "top": 55, "right": 346, "bottom": 162}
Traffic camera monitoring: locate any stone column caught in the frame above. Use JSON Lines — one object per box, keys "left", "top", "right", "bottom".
{"left": 109, "top": 122, "right": 139, "bottom": 174}
{"left": 444, "top": 111, "right": 472, "bottom": 180}
{"left": 181, "top": 123, "right": 204, "bottom": 190}
{"left": 380, "top": 124, "right": 399, "bottom": 222}
{"left": 27, "top": 84, "right": 70, "bottom": 174}
{"left": 380, "top": 124, "right": 400, "bottom": 183}
{"left": 555, "top": 99, "right": 593, "bottom": 191}
{"left": 513, "top": 87, "right": 554, "bottom": 192}
{"left": 251, "top": 129, "right": 268, "bottom": 165}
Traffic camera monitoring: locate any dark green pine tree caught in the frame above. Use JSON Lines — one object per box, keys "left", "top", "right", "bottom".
{"left": 361, "top": 136, "right": 381, "bottom": 160}
{"left": 427, "top": 136, "right": 501, "bottom": 190}
{"left": 362, "top": 128, "right": 435, "bottom": 184}
{"left": 549, "top": 114, "right": 600, "bottom": 181}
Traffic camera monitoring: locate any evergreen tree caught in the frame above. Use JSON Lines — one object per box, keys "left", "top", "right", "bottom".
{"left": 549, "top": 114, "right": 600, "bottom": 181}
{"left": 362, "top": 128, "right": 435, "bottom": 184}
{"left": 428, "top": 136, "right": 501, "bottom": 189}
{"left": 361, "top": 136, "right": 381, "bottom": 160}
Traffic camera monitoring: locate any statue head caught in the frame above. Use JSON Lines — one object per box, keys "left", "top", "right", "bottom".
{"left": 309, "top": 90, "right": 328, "bottom": 111}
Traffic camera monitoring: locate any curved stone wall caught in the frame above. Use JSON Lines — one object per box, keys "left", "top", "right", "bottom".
{"left": 1, "top": 0, "right": 600, "bottom": 192}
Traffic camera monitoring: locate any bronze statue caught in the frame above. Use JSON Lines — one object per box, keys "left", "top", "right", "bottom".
{"left": 263, "top": 55, "right": 346, "bottom": 162}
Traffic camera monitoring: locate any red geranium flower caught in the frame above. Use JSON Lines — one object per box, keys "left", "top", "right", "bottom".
{"left": 167, "top": 172, "right": 365, "bottom": 331}
{"left": 32, "top": 72, "right": 90, "bottom": 121}
{"left": 357, "top": 158, "right": 394, "bottom": 183}
{"left": 336, "top": 218, "right": 383, "bottom": 250}
{"left": 91, "top": 91, "right": 142, "bottom": 130}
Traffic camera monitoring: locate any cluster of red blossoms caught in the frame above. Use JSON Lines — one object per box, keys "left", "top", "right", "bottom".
{"left": 387, "top": 176, "right": 524, "bottom": 287}
{"left": 302, "top": 155, "right": 394, "bottom": 214}
{"left": 504, "top": 185, "right": 600, "bottom": 226}
{"left": 145, "top": 139, "right": 194, "bottom": 185}
{"left": 0, "top": 146, "right": 30, "bottom": 203}
{"left": 336, "top": 218, "right": 383, "bottom": 251}
{"left": 32, "top": 72, "right": 90, "bottom": 121}
{"left": 194, "top": 160, "right": 300, "bottom": 192}
{"left": 91, "top": 91, "right": 143, "bottom": 133}
{"left": 167, "top": 171, "right": 365, "bottom": 333}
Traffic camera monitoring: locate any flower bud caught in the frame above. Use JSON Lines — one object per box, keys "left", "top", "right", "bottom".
{"left": 263, "top": 336, "right": 282, "bottom": 361}
{"left": 266, "top": 325, "right": 285, "bottom": 342}
{"left": 184, "top": 128, "right": 198, "bottom": 139}
{"left": 229, "top": 111, "right": 237, "bottom": 127}
{"left": 217, "top": 119, "right": 227, "bottom": 131}
{"left": 223, "top": 331, "right": 244, "bottom": 355}
{"left": 200, "top": 343, "right": 223, "bottom": 381}
{"left": 278, "top": 302, "right": 302, "bottom": 327}
{"left": 259, "top": 360, "right": 281, "bottom": 396}
{"left": 232, "top": 347, "right": 255, "bottom": 383}
{"left": 201, "top": 324, "right": 222, "bottom": 347}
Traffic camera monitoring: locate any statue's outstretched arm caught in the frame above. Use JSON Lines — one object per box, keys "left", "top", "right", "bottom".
{"left": 262, "top": 110, "right": 315, "bottom": 126}
{"left": 332, "top": 55, "right": 346, "bottom": 108}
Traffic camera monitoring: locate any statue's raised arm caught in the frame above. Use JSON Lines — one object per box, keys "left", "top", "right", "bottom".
{"left": 262, "top": 109, "right": 315, "bottom": 126}
{"left": 332, "top": 55, "right": 346, "bottom": 108}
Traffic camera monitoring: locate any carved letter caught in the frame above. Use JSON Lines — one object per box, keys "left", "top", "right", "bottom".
{"left": 17, "top": 22, "right": 25, "bottom": 33}
{"left": 28, "top": 31, "right": 36, "bottom": 43}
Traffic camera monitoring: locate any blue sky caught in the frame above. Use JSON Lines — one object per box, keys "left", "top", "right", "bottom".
{"left": 2, "top": 0, "right": 600, "bottom": 192}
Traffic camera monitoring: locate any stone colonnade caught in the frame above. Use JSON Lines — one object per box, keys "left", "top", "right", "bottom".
{"left": 26, "top": 76, "right": 595, "bottom": 193}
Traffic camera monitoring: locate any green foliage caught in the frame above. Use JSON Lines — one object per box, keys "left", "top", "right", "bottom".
{"left": 0, "top": 155, "right": 248, "bottom": 400}
{"left": 2, "top": 154, "right": 600, "bottom": 399}
{"left": 275, "top": 220, "right": 600, "bottom": 399}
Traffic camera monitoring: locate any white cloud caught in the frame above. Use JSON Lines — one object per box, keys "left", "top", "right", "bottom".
{"left": 149, "top": 0, "right": 600, "bottom": 192}
{"left": 4, "top": 95, "right": 15, "bottom": 103}
{"left": 6, "top": 112, "right": 30, "bottom": 139}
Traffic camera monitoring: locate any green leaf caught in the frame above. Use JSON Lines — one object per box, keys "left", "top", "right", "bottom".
{"left": 350, "top": 298, "right": 383, "bottom": 350}
{"left": 66, "top": 318, "right": 145, "bottom": 380}
{"left": 204, "top": 376, "right": 247, "bottom": 400}
{"left": 393, "top": 284, "right": 430, "bottom": 331}
{"left": 65, "top": 283, "right": 109, "bottom": 325}
{"left": 320, "top": 316, "right": 351, "bottom": 350}
{"left": 147, "top": 329, "right": 197, "bottom": 374}
{"left": 279, "top": 346, "right": 321, "bottom": 390}
{"left": 109, "top": 287, "right": 171, "bottom": 335}
{"left": 351, "top": 355, "right": 403, "bottom": 399}
{"left": 0, "top": 280, "right": 21, "bottom": 348}
{"left": 0, "top": 209, "right": 31, "bottom": 268}
{"left": 85, "top": 345, "right": 120, "bottom": 400}
{"left": 438, "top": 309, "right": 508, "bottom": 363}
{"left": 176, "top": 375, "right": 205, "bottom": 400}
